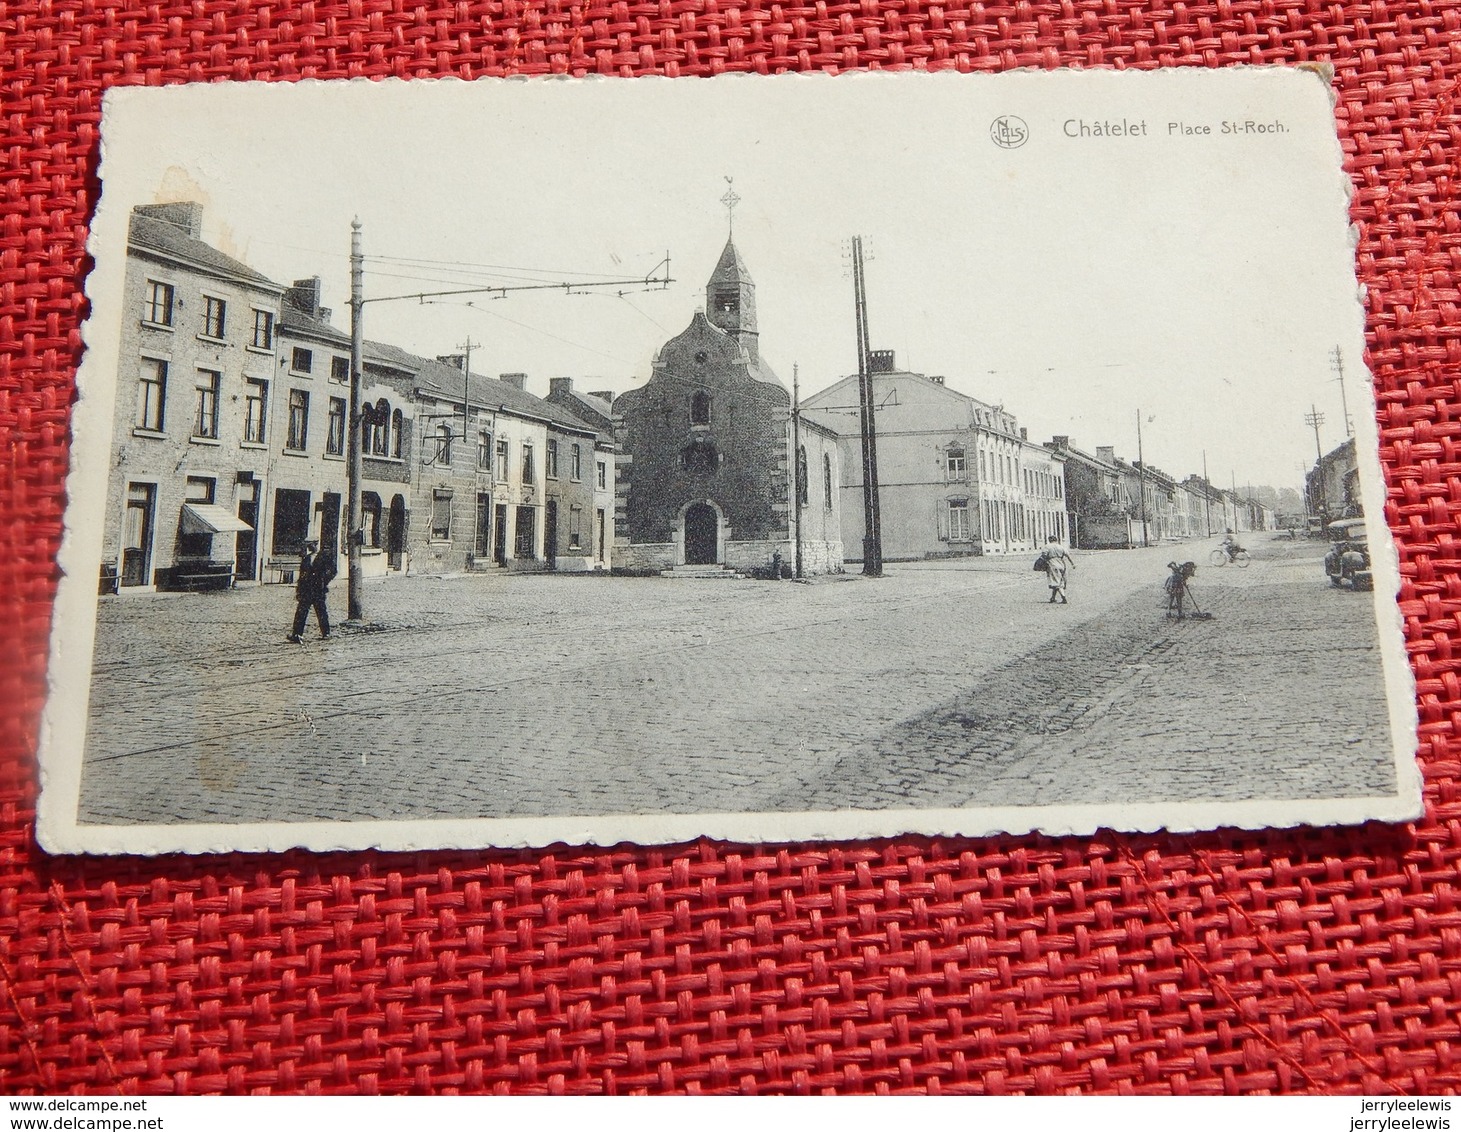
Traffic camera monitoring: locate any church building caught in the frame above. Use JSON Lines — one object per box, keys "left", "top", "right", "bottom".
{"left": 613, "top": 236, "right": 843, "bottom": 575}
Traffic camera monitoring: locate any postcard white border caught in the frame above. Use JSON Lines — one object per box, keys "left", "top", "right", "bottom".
{"left": 37, "top": 68, "right": 1422, "bottom": 855}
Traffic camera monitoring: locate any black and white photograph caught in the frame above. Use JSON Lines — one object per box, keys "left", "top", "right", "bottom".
{"left": 39, "top": 68, "right": 1419, "bottom": 853}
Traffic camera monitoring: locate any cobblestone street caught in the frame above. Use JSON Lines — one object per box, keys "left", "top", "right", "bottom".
{"left": 76, "top": 536, "right": 1398, "bottom": 828}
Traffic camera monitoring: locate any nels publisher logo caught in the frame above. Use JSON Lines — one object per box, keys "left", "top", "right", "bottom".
{"left": 990, "top": 115, "right": 1028, "bottom": 149}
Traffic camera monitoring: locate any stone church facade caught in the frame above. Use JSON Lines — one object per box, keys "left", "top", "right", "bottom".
{"left": 613, "top": 238, "right": 843, "bottom": 575}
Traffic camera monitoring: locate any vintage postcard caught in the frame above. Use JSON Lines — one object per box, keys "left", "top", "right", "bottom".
{"left": 39, "top": 68, "right": 1419, "bottom": 854}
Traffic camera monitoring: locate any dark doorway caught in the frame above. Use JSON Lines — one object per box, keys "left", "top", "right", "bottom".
{"left": 319, "top": 492, "right": 342, "bottom": 556}
{"left": 235, "top": 481, "right": 259, "bottom": 581}
{"left": 514, "top": 505, "right": 536, "bottom": 559}
{"left": 121, "top": 482, "right": 156, "bottom": 587}
{"left": 544, "top": 500, "right": 558, "bottom": 568}
{"left": 475, "top": 493, "right": 492, "bottom": 560}
{"left": 387, "top": 495, "right": 407, "bottom": 570}
{"left": 684, "top": 502, "right": 718, "bottom": 565}
{"left": 494, "top": 504, "right": 508, "bottom": 565}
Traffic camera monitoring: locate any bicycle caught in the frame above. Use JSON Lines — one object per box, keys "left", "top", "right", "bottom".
{"left": 1208, "top": 547, "right": 1251, "bottom": 568}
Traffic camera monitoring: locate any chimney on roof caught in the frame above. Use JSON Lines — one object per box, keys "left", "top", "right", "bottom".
{"left": 1020, "top": 427, "right": 1028, "bottom": 440}
{"left": 500, "top": 372, "right": 527, "bottom": 391}
{"left": 868, "top": 349, "right": 896, "bottom": 375}
{"left": 549, "top": 377, "right": 573, "bottom": 398}
{"left": 1096, "top": 446, "right": 1116, "bottom": 464}
{"left": 286, "top": 277, "right": 324, "bottom": 318}
{"left": 134, "top": 202, "right": 204, "bottom": 239}
{"left": 1052, "top": 435, "right": 1070, "bottom": 449}
{"left": 929, "top": 375, "right": 945, "bottom": 385}
{"left": 437, "top": 354, "right": 467, "bottom": 372}
{"left": 589, "top": 390, "right": 616, "bottom": 406}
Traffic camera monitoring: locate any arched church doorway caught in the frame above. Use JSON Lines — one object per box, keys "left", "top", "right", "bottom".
{"left": 684, "top": 503, "right": 719, "bottom": 565}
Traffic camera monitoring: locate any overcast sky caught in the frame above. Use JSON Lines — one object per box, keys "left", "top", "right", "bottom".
{"left": 93, "top": 69, "right": 1371, "bottom": 491}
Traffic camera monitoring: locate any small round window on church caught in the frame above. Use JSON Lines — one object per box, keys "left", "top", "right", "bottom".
{"left": 694, "top": 351, "right": 708, "bottom": 365}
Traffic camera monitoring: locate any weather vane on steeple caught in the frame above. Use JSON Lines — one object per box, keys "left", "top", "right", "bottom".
{"left": 721, "top": 176, "right": 741, "bottom": 235}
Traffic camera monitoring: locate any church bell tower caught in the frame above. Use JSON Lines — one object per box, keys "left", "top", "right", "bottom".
{"left": 706, "top": 181, "right": 759, "bottom": 361}
{"left": 706, "top": 238, "right": 758, "bottom": 361}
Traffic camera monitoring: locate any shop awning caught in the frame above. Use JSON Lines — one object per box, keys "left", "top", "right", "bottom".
{"left": 180, "top": 503, "right": 253, "bottom": 535}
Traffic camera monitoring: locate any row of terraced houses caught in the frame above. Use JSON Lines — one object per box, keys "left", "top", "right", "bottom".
{"left": 104, "top": 202, "right": 616, "bottom": 593}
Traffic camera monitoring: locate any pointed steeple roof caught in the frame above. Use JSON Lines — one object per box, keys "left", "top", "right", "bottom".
{"left": 708, "top": 237, "right": 755, "bottom": 287}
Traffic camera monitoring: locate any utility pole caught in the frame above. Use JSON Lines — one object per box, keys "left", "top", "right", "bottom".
{"left": 792, "top": 363, "right": 804, "bottom": 580}
{"left": 456, "top": 336, "right": 480, "bottom": 437}
{"left": 341, "top": 221, "right": 673, "bottom": 622}
{"left": 1135, "top": 408, "right": 1149, "bottom": 548}
{"left": 347, "top": 218, "right": 365, "bottom": 623}
{"left": 1331, "top": 345, "right": 1353, "bottom": 438}
{"left": 851, "top": 236, "right": 883, "bottom": 576}
{"left": 1202, "top": 449, "right": 1212, "bottom": 537}
{"left": 1305, "top": 404, "right": 1328, "bottom": 523}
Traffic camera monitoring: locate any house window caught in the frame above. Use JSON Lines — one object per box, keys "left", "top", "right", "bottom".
{"left": 203, "top": 296, "right": 226, "bottom": 339}
{"left": 252, "top": 309, "right": 274, "bottom": 350}
{"left": 571, "top": 444, "right": 583, "bottom": 482}
{"left": 326, "top": 397, "right": 346, "bottom": 456}
{"left": 271, "top": 488, "right": 312, "bottom": 556}
{"left": 478, "top": 430, "right": 492, "bottom": 469}
{"left": 436, "top": 423, "right": 453, "bottom": 465}
{"left": 496, "top": 439, "right": 509, "bottom": 481}
{"left": 287, "top": 389, "right": 309, "bottom": 450}
{"left": 824, "top": 453, "right": 834, "bottom": 508}
{"left": 596, "top": 460, "right": 607, "bottom": 490}
{"left": 946, "top": 447, "right": 966, "bottom": 479}
{"left": 949, "top": 500, "right": 970, "bottom": 541}
{"left": 193, "top": 370, "right": 220, "bottom": 439}
{"left": 137, "top": 358, "right": 167, "bottom": 431}
{"left": 568, "top": 505, "right": 583, "bottom": 550}
{"left": 430, "top": 491, "right": 452, "bottom": 541}
{"left": 244, "top": 378, "right": 268, "bottom": 444}
{"left": 291, "top": 347, "right": 312, "bottom": 374}
{"left": 546, "top": 439, "right": 559, "bottom": 479}
{"left": 796, "top": 445, "right": 809, "bottom": 506}
{"left": 691, "top": 391, "right": 711, "bottom": 426}
{"left": 362, "top": 493, "right": 383, "bottom": 548}
{"left": 331, "top": 356, "right": 349, "bottom": 383}
{"left": 392, "top": 409, "right": 404, "bottom": 458}
{"left": 521, "top": 442, "right": 534, "bottom": 484}
{"left": 370, "top": 399, "right": 391, "bottom": 456}
{"left": 144, "top": 281, "right": 174, "bottom": 326}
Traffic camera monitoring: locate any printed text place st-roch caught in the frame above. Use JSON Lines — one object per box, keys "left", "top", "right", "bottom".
{"left": 1063, "top": 118, "right": 1290, "bottom": 137}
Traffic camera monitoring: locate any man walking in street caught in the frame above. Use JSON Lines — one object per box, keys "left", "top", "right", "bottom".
{"left": 287, "top": 540, "right": 336, "bottom": 643}
{"left": 1042, "top": 535, "right": 1074, "bottom": 604}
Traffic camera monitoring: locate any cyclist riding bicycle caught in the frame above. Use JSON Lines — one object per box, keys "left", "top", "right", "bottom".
{"left": 1220, "top": 530, "right": 1244, "bottom": 561}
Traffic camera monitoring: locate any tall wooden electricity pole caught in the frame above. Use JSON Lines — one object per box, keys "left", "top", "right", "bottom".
{"left": 347, "top": 218, "right": 365, "bottom": 622}
{"left": 792, "top": 363, "right": 804, "bottom": 580}
{"left": 851, "top": 236, "right": 883, "bottom": 576}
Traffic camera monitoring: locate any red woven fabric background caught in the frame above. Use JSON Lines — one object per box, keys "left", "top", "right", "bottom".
{"left": 3, "top": 0, "right": 1461, "bottom": 1096}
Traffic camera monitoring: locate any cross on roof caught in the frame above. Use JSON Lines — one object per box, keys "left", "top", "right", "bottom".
{"left": 721, "top": 177, "right": 741, "bottom": 233}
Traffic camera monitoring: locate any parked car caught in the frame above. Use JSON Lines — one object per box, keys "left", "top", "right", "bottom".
{"left": 1324, "top": 518, "right": 1373, "bottom": 591}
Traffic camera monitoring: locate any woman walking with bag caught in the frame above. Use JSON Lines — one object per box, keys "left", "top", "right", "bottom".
{"left": 1040, "top": 535, "right": 1074, "bottom": 604}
